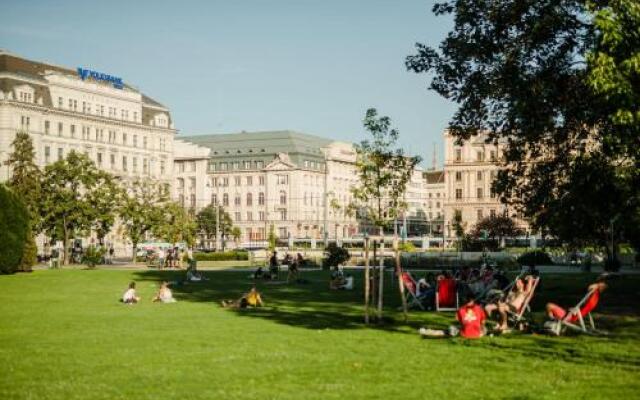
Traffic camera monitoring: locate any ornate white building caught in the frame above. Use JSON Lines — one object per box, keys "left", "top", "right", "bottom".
{"left": 0, "top": 50, "right": 177, "bottom": 253}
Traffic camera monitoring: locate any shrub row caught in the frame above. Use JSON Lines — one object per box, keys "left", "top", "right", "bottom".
{"left": 194, "top": 251, "right": 249, "bottom": 261}
{"left": 0, "top": 185, "right": 29, "bottom": 274}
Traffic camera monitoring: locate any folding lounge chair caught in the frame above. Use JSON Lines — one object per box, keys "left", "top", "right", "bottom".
{"left": 506, "top": 276, "right": 540, "bottom": 328}
{"left": 549, "top": 289, "right": 604, "bottom": 336}
{"left": 401, "top": 272, "right": 425, "bottom": 310}
{"left": 436, "top": 277, "right": 459, "bottom": 312}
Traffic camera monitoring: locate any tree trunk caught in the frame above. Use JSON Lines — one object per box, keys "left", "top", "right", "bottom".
{"left": 396, "top": 241, "right": 408, "bottom": 322}
{"left": 132, "top": 241, "right": 137, "bottom": 263}
{"left": 377, "top": 228, "right": 384, "bottom": 322}
{"left": 63, "top": 221, "right": 70, "bottom": 266}
{"left": 364, "top": 237, "right": 370, "bottom": 324}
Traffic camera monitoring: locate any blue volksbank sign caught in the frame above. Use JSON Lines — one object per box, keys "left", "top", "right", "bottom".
{"left": 77, "top": 67, "right": 124, "bottom": 89}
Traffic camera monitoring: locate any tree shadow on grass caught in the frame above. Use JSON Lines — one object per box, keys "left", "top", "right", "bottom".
{"left": 131, "top": 269, "right": 423, "bottom": 334}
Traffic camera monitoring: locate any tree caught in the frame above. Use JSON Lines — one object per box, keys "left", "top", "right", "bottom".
{"left": 154, "top": 202, "right": 197, "bottom": 248}
{"left": 406, "top": 1, "right": 640, "bottom": 260}
{"left": 4, "top": 131, "right": 40, "bottom": 270}
{"left": 350, "top": 108, "right": 420, "bottom": 323}
{"left": 267, "top": 224, "right": 277, "bottom": 251}
{"left": 231, "top": 226, "right": 242, "bottom": 247}
{"left": 119, "top": 181, "right": 166, "bottom": 262}
{"left": 451, "top": 210, "right": 465, "bottom": 251}
{"left": 471, "top": 213, "right": 523, "bottom": 250}
{"left": 0, "top": 184, "right": 29, "bottom": 274}
{"left": 91, "top": 176, "right": 123, "bottom": 245}
{"left": 195, "top": 204, "right": 233, "bottom": 249}
{"left": 40, "top": 151, "right": 115, "bottom": 265}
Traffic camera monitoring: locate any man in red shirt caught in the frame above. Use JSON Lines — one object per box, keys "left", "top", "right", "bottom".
{"left": 420, "top": 294, "right": 487, "bottom": 339}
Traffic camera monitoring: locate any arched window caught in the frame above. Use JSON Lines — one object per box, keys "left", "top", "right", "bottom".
{"left": 246, "top": 193, "right": 253, "bottom": 206}
{"left": 258, "top": 192, "right": 265, "bottom": 205}
{"left": 280, "top": 191, "right": 287, "bottom": 205}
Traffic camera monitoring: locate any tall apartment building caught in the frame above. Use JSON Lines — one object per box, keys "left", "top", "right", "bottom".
{"left": 442, "top": 131, "right": 526, "bottom": 240}
{"left": 0, "top": 50, "right": 177, "bottom": 252}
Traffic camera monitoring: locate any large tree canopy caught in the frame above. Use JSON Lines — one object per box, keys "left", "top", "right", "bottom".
{"left": 407, "top": 0, "right": 640, "bottom": 255}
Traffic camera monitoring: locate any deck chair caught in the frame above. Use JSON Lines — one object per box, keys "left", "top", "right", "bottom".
{"left": 549, "top": 289, "right": 604, "bottom": 336}
{"left": 401, "top": 272, "right": 425, "bottom": 310}
{"left": 436, "top": 277, "right": 459, "bottom": 312}
{"left": 506, "top": 276, "right": 540, "bottom": 328}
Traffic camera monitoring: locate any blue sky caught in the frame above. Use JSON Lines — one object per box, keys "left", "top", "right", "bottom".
{"left": 0, "top": 0, "right": 455, "bottom": 166}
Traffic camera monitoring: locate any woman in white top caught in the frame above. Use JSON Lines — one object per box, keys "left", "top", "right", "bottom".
{"left": 152, "top": 281, "right": 176, "bottom": 303}
{"left": 122, "top": 282, "right": 140, "bottom": 304}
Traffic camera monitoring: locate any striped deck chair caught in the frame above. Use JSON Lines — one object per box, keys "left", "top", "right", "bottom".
{"left": 401, "top": 272, "right": 425, "bottom": 310}
{"left": 436, "top": 277, "right": 459, "bottom": 312}
{"left": 549, "top": 289, "right": 604, "bottom": 336}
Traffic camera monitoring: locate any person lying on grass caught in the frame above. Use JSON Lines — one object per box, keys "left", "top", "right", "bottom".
{"left": 485, "top": 275, "right": 536, "bottom": 332}
{"left": 546, "top": 275, "right": 608, "bottom": 322}
{"left": 122, "top": 281, "right": 141, "bottom": 304}
{"left": 221, "top": 286, "right": 264, "bottom": 309}
{"left": 419, "top": 293, "right": 486, "bottom": 339}
{"left": 152, "top": 281, "right": 177, "bottom": 303}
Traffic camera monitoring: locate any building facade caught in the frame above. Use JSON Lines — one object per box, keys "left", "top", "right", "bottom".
{"left": 442, "top": 131, "right": 526, "bottom": 240}
{"left": 0, "top": 50, "right": 177, "bottom": 252}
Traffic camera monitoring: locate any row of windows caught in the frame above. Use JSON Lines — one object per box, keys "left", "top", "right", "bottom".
{"left": 454, "top": 149, "right": 498, "bottom": 163}
{"left": 211, "top": 175, "right": 266, "bottom": 187}
{"left": 43, "top": 145, "right": 166, "bottom": 175}
{"left": 210, "top": 191, "right": 287, "bottom": 207}
{"left": 56, "top": 96, "right": 140, "bottom": 123}
{"left": 209, "top": 160, "right": 265, "bottom": 171}
{"left": 454, "top": 188, "right": 496, "bottom": 200}
{"left": 454, "top": 170, "right": 498, "bottom": 182}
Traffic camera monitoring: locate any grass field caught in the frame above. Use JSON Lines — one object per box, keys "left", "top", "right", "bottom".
{"left": 0, "top": 268, "right": 639, "bottom": 399}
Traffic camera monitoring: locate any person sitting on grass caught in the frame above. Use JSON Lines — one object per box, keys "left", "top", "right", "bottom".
{"left": 152, "top": 281, "right": 177, "bottom": 303}
{"left": 546, "top": 275, "right": 608, "bottom": 322}
{"left": 485, "top": 275, "right": 536, "bottom": 332}
{"left": 186, "top": 264, "right": 207, "bottom": 282}
{"left": 221, "top": 286, "right": 264, "bottom": 309}
{"left": 122, "top": 281, "right": 141, "bottom": 304}
{"left": 419, "top": 293, "right": 487, "bottom": 339}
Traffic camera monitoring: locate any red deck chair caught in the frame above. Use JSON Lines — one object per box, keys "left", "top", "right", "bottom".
{"left": 550, "top": 289, "right": 604, "bottom": 335}
{"left": 436, "top": 277, "right": 459, "bottom": 312}
{"left": 401, "top": 272, "right": 425, "bottom": 310}
{"left": 507, "top": 276, "right": 540, "bottom": 328}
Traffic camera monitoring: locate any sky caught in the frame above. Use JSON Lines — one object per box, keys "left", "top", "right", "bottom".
{"left": 0, "top": 0, "right": 456, "bottom": 167}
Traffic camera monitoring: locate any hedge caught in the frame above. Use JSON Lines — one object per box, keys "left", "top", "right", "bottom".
{"left": 194, "top": 251, "right": 249, "bottom": 261}
{"left": 0, "top": 185, "right": 29, "bottom": 274}
{"left": 517, "top": 250, "right": 553, "bottom": 266}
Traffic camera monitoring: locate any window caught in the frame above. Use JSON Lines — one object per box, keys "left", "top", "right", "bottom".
{"left": 44, "top": 120, "right": 50, "bottom": 135}
{"left": 97, "top": 152, "right": 103, "bottom": 167}
{"left": 211, "top": 194, "right": 218, "bottom": 205}
{"left": 20, "top": 116, "right": 30, "bottom": 130}
{"left": 235, "top": 212, "right": 241, "bottom": 221}
{"left": 477, "top": 171, "right": 483, "bottom": 181}
{"left": 246, "top": 176, "right": 253, "bottom": 186}
{"left": 490, "top": 188, "right": 496, "bottom": 199}
{"left": 160, "top": 160, "right": 166, "bottom": 175}
{"left": 122, "top": 156, "right": 128, "bottom": 171}
{"left": 70, "top": 124, "right": 76, "bottom": 138}
{"left": 58, "top": 122, "right": 63, "bottom": 137}
{"left": 132, "top": 157, "right": 138, "bottom": 173}
{"left": 44, "top": 146, "right": 50, "bottom": 163}
{"left": 211, "top": 178, "right": 218, "bottom": 187}
{"left": 220, "top": 162, "right": 228, "bottom": 171}
{"left": 258, "top": 192, "right": 265, "bottom": 205}
{"left": 255, "top": 160, "right": 264, "bottom": 169}
{"left": 259, "top": 211, "right": 265, "bottom": 221}
{"left": 277, "top": 175, "right": 288, "bottom": 185}
{"left": 133, "top": 111, "right": 138, "bottom": 122}
{"left": 280, "top": 211, "right": 287, "bottom": 221}
{"left": 82, "top": 102, "right": 87, "bottom": 113}
{"left": 58, "top": 97, "right": 63, "bottom": 108}
{"left": 133, "top": 135, "right": 138, "bottom": 148}
{"left": 279, "top": 191, "right": 287, "bottom": 205}
{"left": 234, "top": 195, "right": 241, "bottom": 206}
{"left": 477, "top": 188, "right": 483, "bottom": 198}
{"left": 99, "top": 105, "right": 104, "bottom": 116}
{"left": 247, "top": 212, "right": 253, "bottom": 221}
{"left": 455, "top": 171, "right": 462, "bottom": 182}
{"left": 490, "top": 209, "right": 496, "bottom": 217}
{"left": 304, "top": 160, "right": 309, "bottom": 168}
{"left": 209, "top": 161, "right": 216, "bottom": 171}
{"left": 223, "top": 194, "right": 229, "bottom": 206}
{"left": 455, "top": 189, "right": 463, "bottom": 200}
{"left": 436, "top": 202, "right": 440, "bottom": 208}
{"left": 190, "top": 194, "right": 196, "bottom": 208}
{"left": 455, "top": 149, "right": 462, "bottom": 162}
{"left": 110, "top": 154, "right": 116, "bottom": 169}
{"left": 234, "top": 176, "right": 241, "bottom": 186}
{"left": 244, "top": 161, "right": 251, "bottom": 169}
{"left": 259, "top": 176, "right": 265, "bottom": 185}
{"left": 279, "top": 227, "right": 288, "bottom": 237}
{"left": 246, "top": 193, "right": 253, "bottom": 206}
{"left": 476, "top": 150, "right": 484, "bottom": 162}
{"left": 490, "top": 150, "right": 496, "bottom": 161}
{"left": 477, "top": 209, "right": 483, "bottom": 220}
{"left": 232, "top": 162, "right": 240, "bottom": 170}
{"left": 143, "top": 136, "right": 148, "bottom": 149}
{"left": 122, "top": 133, "right": 127, "bottom": 145}
{"left": 143, "top": 158, "right": 148, "bottom": 174}
{"left": 87, "top": 103, "right": 91, "bottom": 114}
{"left": 57, "top": 148, "right": 63, "bottom": 161}
{"left": 222, "top": 177, "right": 229, "bottom": 187}
{"left": 178, "top": 163, "right": 185, "bottom": 173}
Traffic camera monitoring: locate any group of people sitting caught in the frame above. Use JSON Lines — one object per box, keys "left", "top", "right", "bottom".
{"left": 329, "top": 266, "right": 354, "bottom": 290}
{"left": 253, "top": 251, "right": 305, "bottom": 283}
{"left": 121, "top": 280, "right": 177, "bottom": 304}
{"left": 420, "top": 273, "right": 609, "bottom": 339}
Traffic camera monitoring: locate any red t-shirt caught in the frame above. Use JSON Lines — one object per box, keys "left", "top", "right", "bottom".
{"left": 456, "top": 304, "right": 486, "bottom": 339}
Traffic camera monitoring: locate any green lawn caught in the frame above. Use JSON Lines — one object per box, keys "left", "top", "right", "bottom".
{"left": 0, "top": 269, "right": 639, "bottom": 399}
